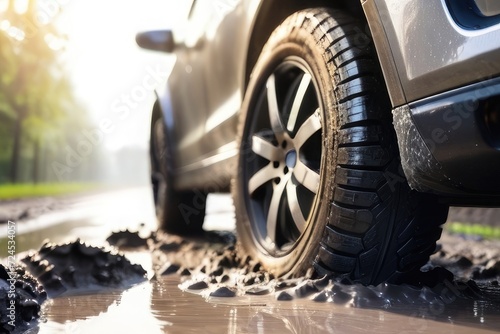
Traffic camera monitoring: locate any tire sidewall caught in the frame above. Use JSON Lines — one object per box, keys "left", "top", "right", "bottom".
{"left": 234, "top": 17, "right": 339, "bottom": 277}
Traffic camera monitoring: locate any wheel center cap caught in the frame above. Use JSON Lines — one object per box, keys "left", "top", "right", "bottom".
{"left": 285, "top": 150, "right": 297, "bottom": 168}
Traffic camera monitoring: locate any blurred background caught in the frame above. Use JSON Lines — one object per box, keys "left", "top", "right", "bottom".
{"left": 0, "top": 0, "right": 189, "bottom": 199}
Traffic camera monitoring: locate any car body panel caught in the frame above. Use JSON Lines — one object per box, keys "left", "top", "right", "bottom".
{"left": 393, "top": 77, "right": 500, "bottom": 204}
{"left": 364, "top": 0, "right": 500, "bottom": 106}
{"left": 164, "top": 0, "right": 261, "bottom": 190}
{"left": 362, "top": 0, "right": 500, "bottom": 204}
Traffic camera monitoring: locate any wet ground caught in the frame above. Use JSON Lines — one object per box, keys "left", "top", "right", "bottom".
{"left": 1, "top": 187, "right": 500, "bottom": 333}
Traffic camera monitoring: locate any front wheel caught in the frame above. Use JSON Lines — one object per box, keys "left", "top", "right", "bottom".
{"left": 233, "top": 8, "right": 448, "bottom": 285}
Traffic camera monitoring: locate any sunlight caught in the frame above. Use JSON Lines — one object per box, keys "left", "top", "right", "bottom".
{"left": 44, "top": 32, "right": 65, "bottom": 50}
{"left": 14, "top": 0, "right": 28, "bottom": 14}
{"left": 0, "top": 19, "right": 9, "bottom": 30}
{"left": 1, "top": 20, "right": 24, "bottom": 41}
{"left": 35, "top": 0, "right": 65, "bottom": 25}
{"left": 54, "top": 0, "right": 188, "bottom": 150}
{"left": 0, "top": 0, "right": 7, "bottom": 13}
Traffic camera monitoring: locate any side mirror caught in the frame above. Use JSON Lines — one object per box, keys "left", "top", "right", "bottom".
{"left": 136, "top": 30, "right": 175, "bottom": 53}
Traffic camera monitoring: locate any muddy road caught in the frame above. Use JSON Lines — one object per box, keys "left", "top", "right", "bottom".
{"left": 1, "top": 187, "right": 500, "bottom": 333}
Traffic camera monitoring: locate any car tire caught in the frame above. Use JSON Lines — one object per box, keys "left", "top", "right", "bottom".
{"left": 150, "top": 107, "right": 206, "bottom": 235}
{"left": 233, "top": 8, "right": 449, "bottom": 285}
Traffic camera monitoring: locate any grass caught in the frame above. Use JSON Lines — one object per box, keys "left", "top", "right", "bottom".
{"left": 447, "top": 221, "right": 500, "bottom": 240}
{"left": 0, "top": 183, "right": 100, "bottom": 200}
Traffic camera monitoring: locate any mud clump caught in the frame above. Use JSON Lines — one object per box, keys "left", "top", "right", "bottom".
{"left": 21, "top": 240, "right": 147, "bottom": 297}
{"left": 151, "top": 230, "right": 498, "bottom": 309}
{"left": 151, "top": 230, "right": 237, "bottom": 277}
{"left": 209, "top": 286, "right": 236, "bottom": 298}
{"left": 430, "top": 232, "right": 500, "bottom": 284}
{"left": 0, "top": 237, "right": 148, "bottom": 333}
{"left": 106, "top": 229, "right": 151, "bottom": 249}
{"left": 0, "top": 264, "right": 46, "bottom": 334}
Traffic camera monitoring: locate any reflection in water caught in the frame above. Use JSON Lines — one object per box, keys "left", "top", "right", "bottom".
{"left": 43, "top": 292, "right": 120, "bottom": 323}
{"left": 37, "top": 275, "right": 500, "bottom": 334}
{"left": 40, "top": 283, "right": 170, "bottom": 334}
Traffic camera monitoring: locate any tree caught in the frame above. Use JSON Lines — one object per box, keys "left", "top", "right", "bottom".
{"left": 0, "top": 0, "right": 87, "bottom": 183}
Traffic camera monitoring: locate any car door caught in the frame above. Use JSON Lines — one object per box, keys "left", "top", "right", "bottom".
{"left": 170, "top": 0, "right": 248, "bottom": 186}
{"left": 200, "top": 0, "right": 245, "bottom": 160}
{"left": 167, "top": 0, "right": 213, "bottom": 171}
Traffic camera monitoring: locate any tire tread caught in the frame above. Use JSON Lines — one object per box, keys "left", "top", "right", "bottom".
{"left": 303, "top": 8, "right": 447, "bottom": 285}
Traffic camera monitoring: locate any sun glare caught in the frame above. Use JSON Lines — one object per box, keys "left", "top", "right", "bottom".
{"left": 14, "top": 0, "right": 28, "bottom": 14}
{"left": 53, "top": 0, "right": 188, "bottom": 150}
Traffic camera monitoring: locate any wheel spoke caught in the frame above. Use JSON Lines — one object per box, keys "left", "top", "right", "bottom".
{"left": 267, "top": 74, "right": 285, "bottom": 137}
{"left": 294, "top": 160, "right": 320, "bottom": 194}
{"left": 266, "top": 174, "right": 290, "bottom": 243}
{"left": 252, "top": 135, "right": 282, "bottom": 161}
{"left": 248, "top": 163, "right": 280, "bottom": 196}
{"left": 287, "top": 73, "right": 312, "bottom": 132}
{"left": 286, "top": 180, "right": 306, "bottom": 233}
{"left": 244, "top": 61, "right": 324, "bottom": 252}
{"left": 294, "top": 109, "right": 321, "bottom": 149}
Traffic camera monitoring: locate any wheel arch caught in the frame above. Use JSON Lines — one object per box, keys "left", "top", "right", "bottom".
{"left": 244, "top": 0, "right": 366, "bottom": 91}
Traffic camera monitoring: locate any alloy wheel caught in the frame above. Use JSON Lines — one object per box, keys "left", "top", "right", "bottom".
{"left": 241, "top": 59, "right": 323, "bottom": 256}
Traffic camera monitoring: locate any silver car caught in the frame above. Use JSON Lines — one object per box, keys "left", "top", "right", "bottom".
{"left": 137, "top": 0, "right": 500, "bottom": 285}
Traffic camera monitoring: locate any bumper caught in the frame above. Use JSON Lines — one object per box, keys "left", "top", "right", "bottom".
{"left": 393, "top": 77, "right": 500, "bottom": 205}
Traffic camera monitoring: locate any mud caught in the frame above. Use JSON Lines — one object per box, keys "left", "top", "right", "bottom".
{"left": 1, "top": 239, "right": 148, "bottom": 332}
{"left": 106, "top": 229, "right": 150, "bottom": 249}
{"left": 145, "top": 231, "right": 497, "bottom": 311}
{"left": 0, "top": 197, "right": 70, "bottom": 223}
{"left": 4, "top": 220, "right": 500, "bottom": 333}
{"left": 0, "top": 264, "right": 46, "bottom": 334}
{"left": 430, "top": 232, "right": 500, "bottom": 282}
{"left": 21, "top": 240, "right": 147, "bottom": 298}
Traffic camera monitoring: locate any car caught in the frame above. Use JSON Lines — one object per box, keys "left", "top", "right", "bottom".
{"left": 136, "top": 0, "right": 500, "bottom": 286}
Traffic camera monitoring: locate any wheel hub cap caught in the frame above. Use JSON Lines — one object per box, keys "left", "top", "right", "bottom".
{"left": 285, "top": 149, "right": 297, "bottom": 169}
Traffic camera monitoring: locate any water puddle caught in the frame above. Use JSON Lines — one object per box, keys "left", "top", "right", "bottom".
{"left": 36, "top": 274, "right": 500, "bottom": 334}
{"left": 2, "top": 189, "right": 500, "bottom": 333}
